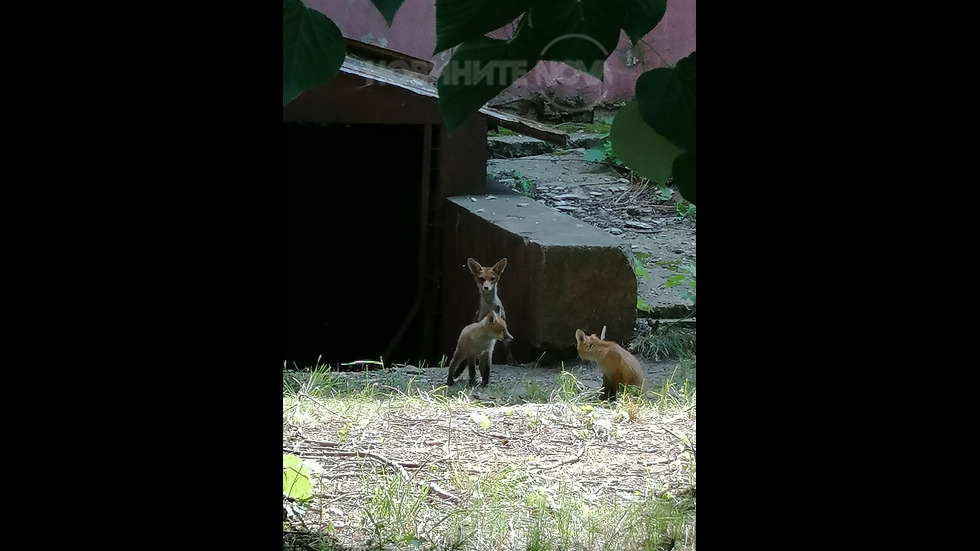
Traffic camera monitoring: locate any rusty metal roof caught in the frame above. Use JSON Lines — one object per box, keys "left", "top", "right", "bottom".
{"left": 340, "top": 48, "right": 568, "bottom": 147}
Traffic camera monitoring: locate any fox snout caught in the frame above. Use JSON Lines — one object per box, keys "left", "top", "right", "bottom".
{"left": 502, "top": 331, "right": 514, "bottom": 343}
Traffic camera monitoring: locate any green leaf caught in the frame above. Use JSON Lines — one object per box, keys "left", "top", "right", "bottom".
{"left": 584, "top": 146, "right": 608, "bottom": 163}
{"left": 633, "top": 256, "right": 650, "bottom": 281}
{"left": 672, "top": 151, "right": 696, "bottom": 204}
{"left": 623, "top": 0, "right": 667, "bottom": 45}
{"left": 437, "top": 36, "right": 538, "bottom": 134}
{"left": 469, "top": 412, "right": 491, "bottom": 429}
{"left": 635, "top": 51, "right": 696, "bottom": 152}
{"left": 610, "top": 99, "right": 684, "bottom": 184}
{"left": 637, "top": 297, "right": 652, "bottom": 312}
{"left": 665, "top": 274, "right": 685, "bottom": 288}
{"left": 434, "top": 0, "right": 530, "bottom": 54}
{"left": 283, "top": 0, "right": 346, "bottom": 106}
{"left": 528, "top": 0, "right": 627, "bottom": 79}
{"left": 370, "top": 0, "right": 406, "bottom": 27}
{"left": 283, "top": 454, "right": 312, "bottom": 501}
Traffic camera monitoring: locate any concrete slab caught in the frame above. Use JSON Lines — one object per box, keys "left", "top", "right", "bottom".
{"left": 487, "top": 133, "right": 604, "bottom": 159}
{"left": 486, "top": 148, "right": 696, "bottom": 321}
{"left": 440, "top": 189, "right": 637, "bottom": 366}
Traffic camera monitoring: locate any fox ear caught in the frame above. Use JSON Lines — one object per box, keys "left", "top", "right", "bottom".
{"left": 492, "top": 258, "right": 507, "bottom": 275}
{"left": 575, "top": 328, "right": 585, "bottom": 343}
{"left": 486, "top": 310, "right": 497, "bottom": 323}
{"left": 600, "top": 325, "right": 607, "bottom": 340}
{"left": 467, "top": 258, "right": 481, "bottom": 274}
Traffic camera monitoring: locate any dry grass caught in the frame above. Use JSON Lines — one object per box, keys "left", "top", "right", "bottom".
{"left": 283, "top": 364, "right": 695, "bottom": 550}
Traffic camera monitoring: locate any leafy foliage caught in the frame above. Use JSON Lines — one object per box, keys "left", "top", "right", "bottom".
{"left": 283, "top": 453, "right": 313, "bottom": 501}
{"left": 633, "top": 51, "right": 696, "bottom": 202}
{"left": 370, "top": 0, "right": 406, "bottom": 26}
{"left": 280, "top": 0, "right": 695, "bottom": 202}
{"left": 676, "top": 201, "right": 696, "bottom": 221}
{"left": 432, "top": 0, "right": 695, "bottom": 203}
{"left": 584, "top": 134, "right": 625, "bottom": 169}
{"left": 610, "top": 99, "right": 683, "bottom": 184}
{"left": 623, "top": 0, "right": 667, "bottom": 45}
{"left": 635, "top": 52, "right": 697, "bottom": 153}
{"left": 282, "top": 0, "right": 346, "bottom": 106}
{"left": 665, "top": 263, "right": 696, "bottom": 307}
{"left": 434, "top": 0, "right": 528, "bottom": 53}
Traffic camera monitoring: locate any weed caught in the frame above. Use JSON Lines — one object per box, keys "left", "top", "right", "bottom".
{"left": 676, "top": 202, "right": 696, "bottom": 221}
{"left": 488, "top": 126, "right": 519, "bottom": 137}
{"left": 632, "top": 252, "right": 660, "bottom": 314}
{"left": 632, "top": 252, "right": 652, "bottom": 283}
{"left": 636, "top": 322, "right": 697, "bottom": 361}
{"left": 525, "top": 379, "right": 548, "bottom": 402}
{"left": 655, "top": 258, "right": 683, "bottom": 271}
{"left": 665, "top": 263, "right": 696, "bottom": 312}
{"left": 365, "top": 472, "right": 431, "bottom": 545}
{"left": 283, "top": 356, "right": 343, "bottom": 398}
{"left": 647, "top": 362, "right": 697, "bottom": 412}
{"left": 555, "top": 369, "right": 580, "bottom": 401}
{"left": 617, "top": 391, "right": 646, "bottom": 421}
{"left": 513, "top": 170, "right": 535, "bottom": 196}
{"left": 337, "top": 423, "right": 351, "bottom": 442}
{"left": 585, "top": 134, "right": 626, "bottom": 171}
{"left": 556, "top": 119, "right": 612, "bottom": 134}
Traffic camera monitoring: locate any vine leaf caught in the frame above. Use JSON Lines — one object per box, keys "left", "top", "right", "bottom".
{"left": 527, "top": 0, "right": 627, "bottom": 80}
{"left": 283, "top": 0, "right": 346, "bottom": 106}
{"left": 623, "top": 0, "right": 667, "bottom": 45}
{"left": 610, "top": 99, "right": 684, "bottom": 185}
{"left": 370, "top": 0, "right": 406, "bottom": 27}
{"left": 283, "top": 454, "right": 312, "bottom": 501}
{"left": 635, "top": 51, "right": 696, "bottom": 153}
{"left": 434, "top": 0, "right": 530, "bottom": 54}
{"left": 437, "top": 35, "right": 539, "bottom": 134}
{"left": 672, "top": 151, "right": 696, "bottom": 204}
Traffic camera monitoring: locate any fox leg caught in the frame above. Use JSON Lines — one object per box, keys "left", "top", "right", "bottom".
{"left": 479, "top": 350, "right": 492, "bottom": 387}
{"left": 447, "top": 349, "right": 464, "bottom": 385}
{"left": 600, "top": 374, "right": 615, "bottom": 401}
{"left": 467, "top": 359, "right": 477, "bottom": 387}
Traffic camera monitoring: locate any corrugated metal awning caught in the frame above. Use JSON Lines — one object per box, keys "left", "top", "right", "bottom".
{"left": 340, "top": 51, "right": 568, "bottom": 147}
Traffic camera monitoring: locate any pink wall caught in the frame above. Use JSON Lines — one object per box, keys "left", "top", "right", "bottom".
{"left": 309, "top": 0, "right": 696, "bottom": 114}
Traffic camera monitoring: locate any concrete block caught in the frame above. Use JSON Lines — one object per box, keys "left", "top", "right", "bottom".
{"left": 440, "top": 193, "right": 637, "bottom": 365}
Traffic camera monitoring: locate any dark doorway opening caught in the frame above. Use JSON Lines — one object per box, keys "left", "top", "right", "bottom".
{"left": 283, "top": 123, "right": 426, "bottom": 369}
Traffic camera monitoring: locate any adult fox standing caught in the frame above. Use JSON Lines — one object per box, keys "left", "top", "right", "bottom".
{"left": 447, "top": 310, "right": 514, "bottom": 387}
{"left": 467, "top": 257, "right": 515, "bottom": 364}
{"left": 575, "top": 326, "right": 649, "bottom": 400}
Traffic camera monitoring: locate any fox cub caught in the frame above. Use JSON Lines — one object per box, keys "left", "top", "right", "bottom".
{"left": 467, "top": 257, "right": 514, "bottom": 364}
{"left": 575, "top": 326, "right": 648, "bottom": 400}
{"left": 447, "top": 310, "right": 514, "bottom": 387}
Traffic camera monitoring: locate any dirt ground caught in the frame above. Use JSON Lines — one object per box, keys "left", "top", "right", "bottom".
{"left": 284, "top": 359, "right": 697, "bottom": 550}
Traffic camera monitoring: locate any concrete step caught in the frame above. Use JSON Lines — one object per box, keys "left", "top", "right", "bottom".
{"left": 440, "top": 188, "right": 637, "bottom": 365}
{"left": 487, "top": 133, "right": 605, "bottom": 159}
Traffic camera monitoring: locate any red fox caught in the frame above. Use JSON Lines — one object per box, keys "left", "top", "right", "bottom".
{"left": 447, "top": 310, "right": 514, "bottom": 387}
{"left": 575, "top": 326, "right": 648, "bottom": 400}
{"left": 467, "top": 257, "right": 514, "bottom": 364}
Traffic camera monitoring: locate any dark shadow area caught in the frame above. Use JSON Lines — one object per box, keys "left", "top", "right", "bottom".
{"left": 283, "top": 123, "right": 424, "bottom": 369}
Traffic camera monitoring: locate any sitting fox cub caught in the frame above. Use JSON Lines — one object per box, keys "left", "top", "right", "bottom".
{"left": 575, "top": 326, "right": 648, "bottom": 400}
{"left": 447, "top": 310, "right": 514, "bottom": 387}
{"left": 467, "top": 257, "right": 515, "bottom": 365}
